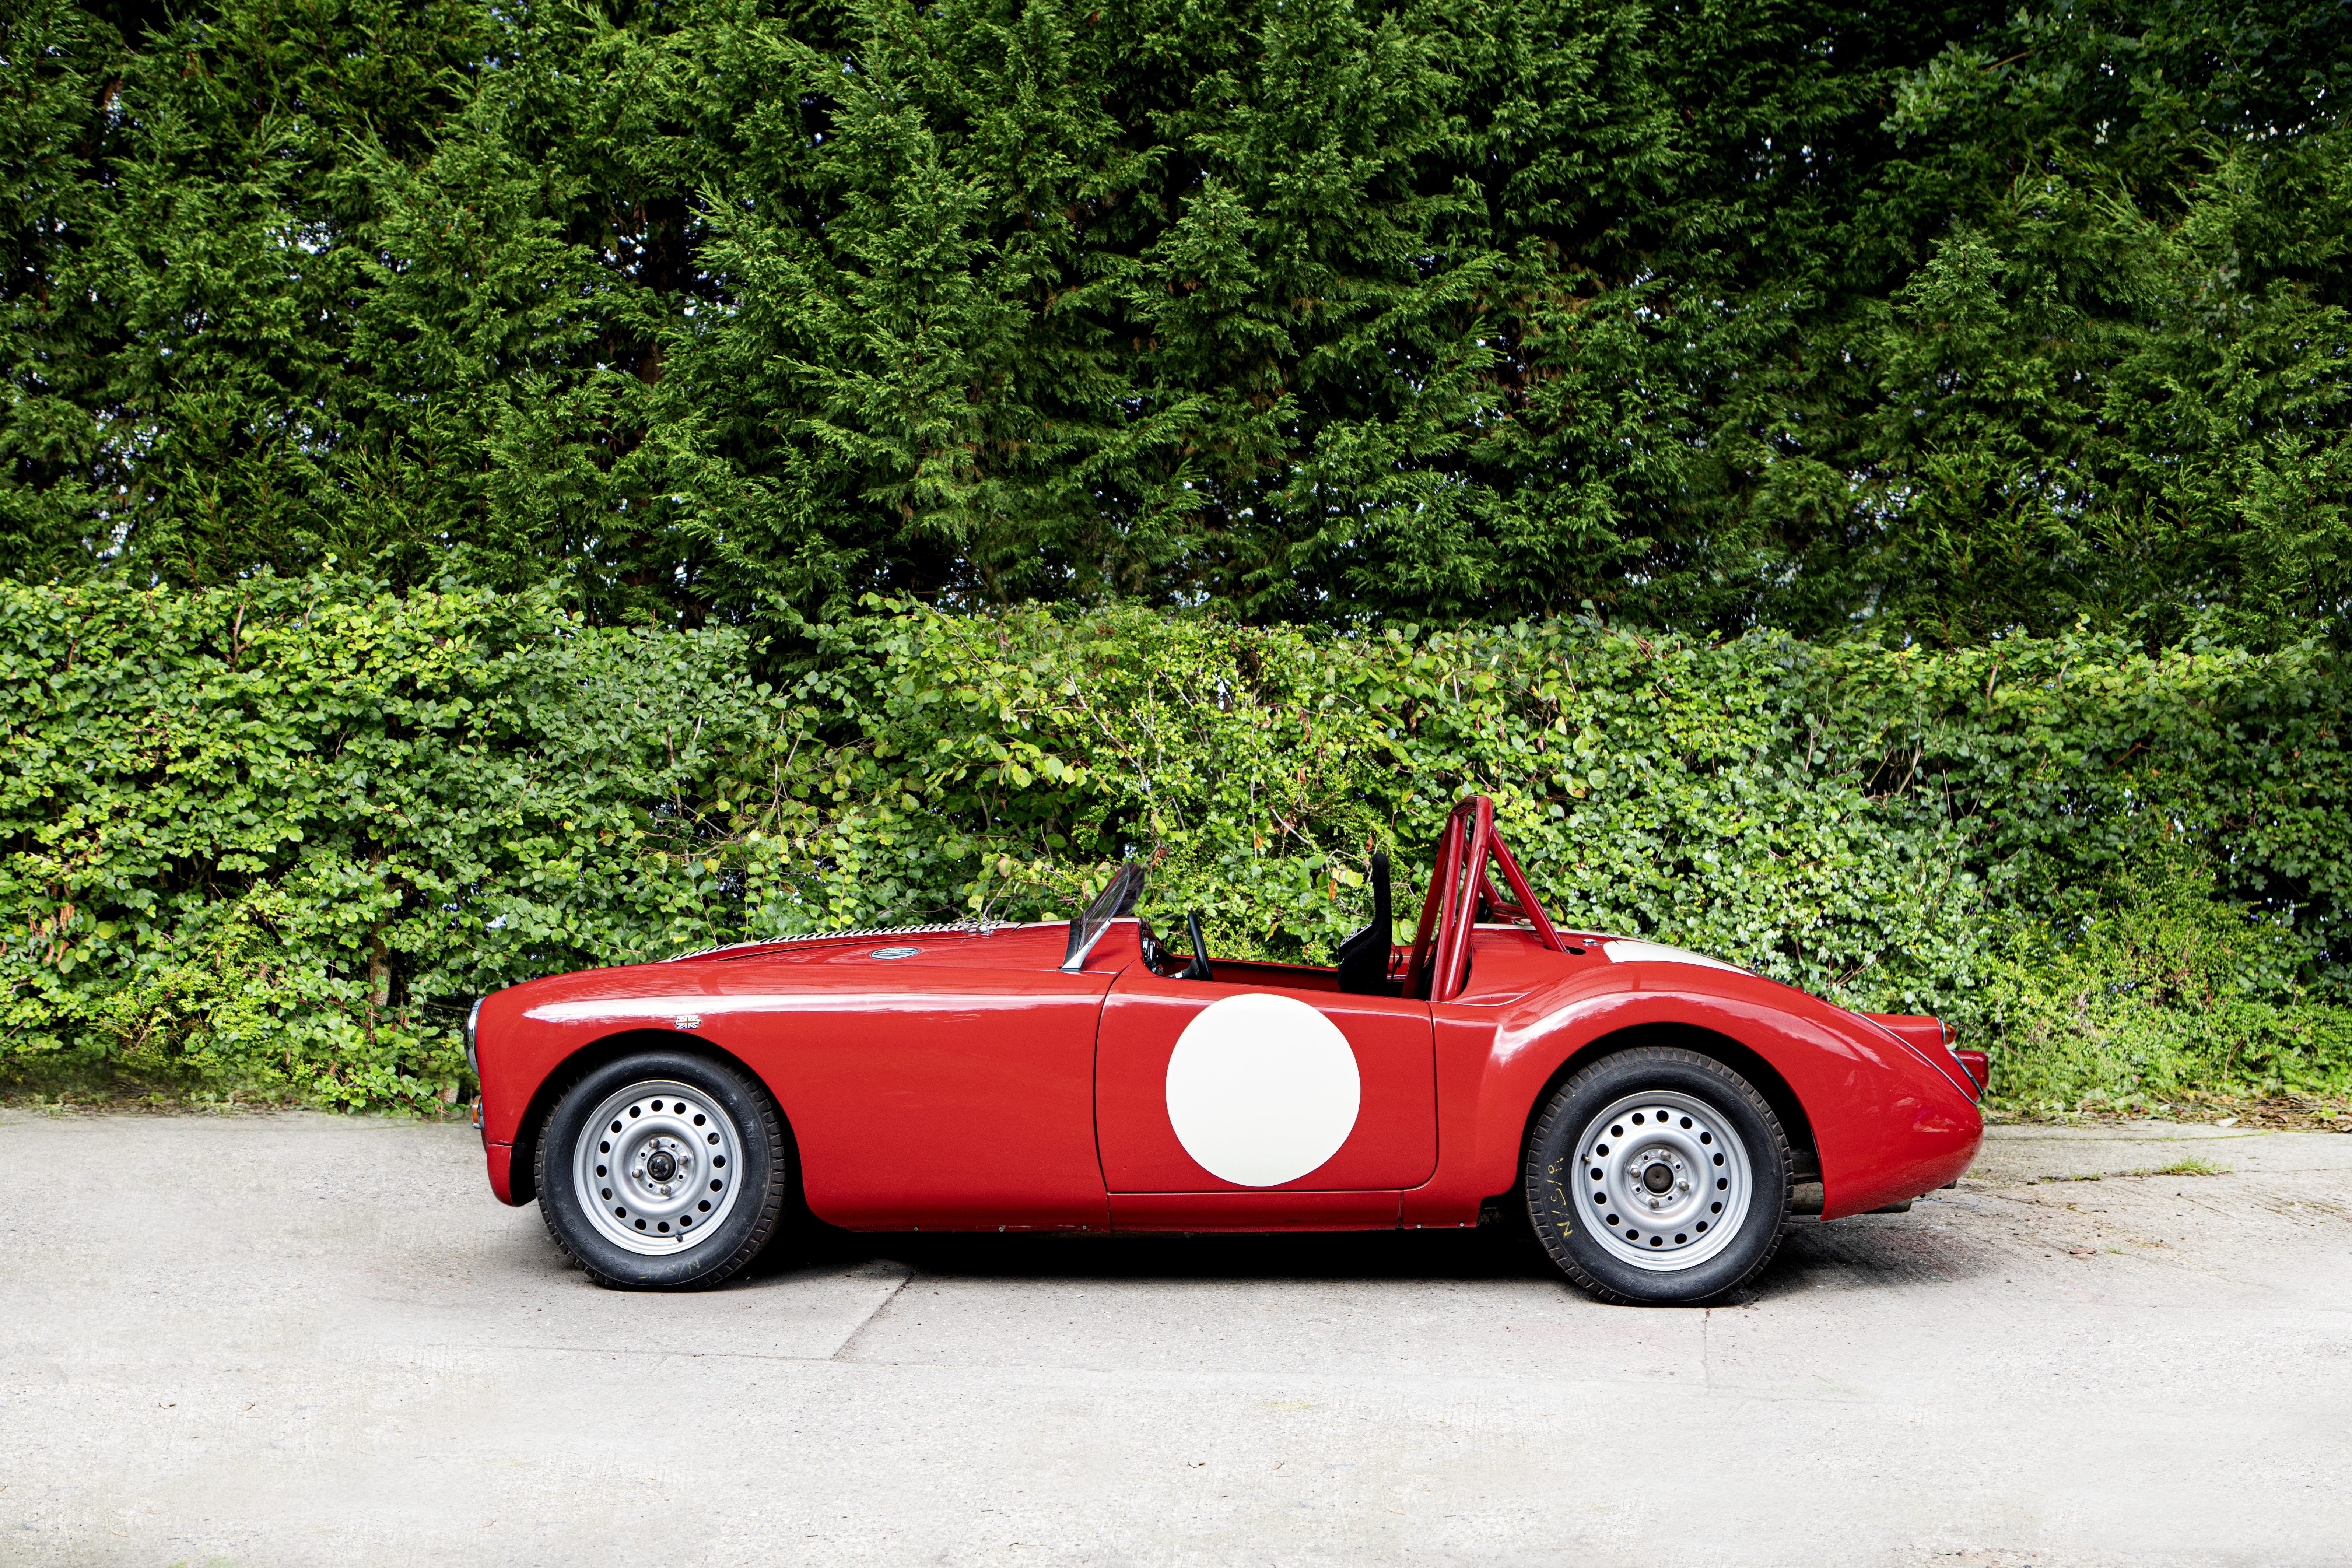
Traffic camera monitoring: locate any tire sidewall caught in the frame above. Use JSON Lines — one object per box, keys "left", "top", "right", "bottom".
{"left": 539, "top": 1050, "right": 782, "bottom": 1289}
{"left": 1526, "top": 1048, "right": 1790, "bottom": 1305}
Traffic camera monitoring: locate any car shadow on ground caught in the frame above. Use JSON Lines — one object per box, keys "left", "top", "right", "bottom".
{"left": 750, "top": 1217, "right": 1564, "bottom": 1285}
{"left": 734, "top": 1210, "right": 2003, "bottom": 1298}
{"left": 1724, "top": 1213, "right": 2010, "bottom": 1305}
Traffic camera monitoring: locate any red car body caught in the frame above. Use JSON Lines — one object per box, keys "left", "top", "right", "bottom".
{"left": 473, "top": 799, "right": 1984, "bottom": 1235}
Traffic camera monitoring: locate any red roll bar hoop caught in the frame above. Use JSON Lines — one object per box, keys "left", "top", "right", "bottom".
{"left": 1400, "top": 796, "right": 1568, "bottom": 1002}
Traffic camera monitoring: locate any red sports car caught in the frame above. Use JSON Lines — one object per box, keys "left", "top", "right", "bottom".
{"left": 469, "top": 796, "right": 1986, "bottom": 1305}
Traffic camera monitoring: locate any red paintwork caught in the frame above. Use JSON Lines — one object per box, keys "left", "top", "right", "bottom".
{"left": 484, "top": 1139, "right": 515, "bottom": 1203}
{"left": 473, "top": 798, "right": 1984, "bottom": 1234}
{"left": 1862, "top": 1013, "right": 1980, "bottom": 1100}
{"left": 476, "top": 921, "right": 1116, "bottom": 1230}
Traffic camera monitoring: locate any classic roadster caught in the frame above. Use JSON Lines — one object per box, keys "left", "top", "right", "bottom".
{"left": 469, "top": 796, "right": 1986, "bottom": 1305}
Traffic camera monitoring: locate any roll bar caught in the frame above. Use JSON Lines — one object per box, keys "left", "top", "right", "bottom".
{"left": 1401, "top": 795, "right": 1569, "bottom": 1002}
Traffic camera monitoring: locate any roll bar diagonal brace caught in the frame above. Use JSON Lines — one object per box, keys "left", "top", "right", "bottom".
{"left": 1401, "top": 795, "right": 1571, "bottom": 1002}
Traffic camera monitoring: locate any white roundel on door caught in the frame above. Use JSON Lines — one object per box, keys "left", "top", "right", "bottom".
{"left": 1164, "top": 992, "right": 1361, "bottom": 1187}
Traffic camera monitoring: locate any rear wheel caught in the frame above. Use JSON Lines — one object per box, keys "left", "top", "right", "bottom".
{"left": 535, "top": 1049, "right": 789, "bottom": 1290}
{"left": 1525, "top": 1046, "right": 1790, "bottom": 1305}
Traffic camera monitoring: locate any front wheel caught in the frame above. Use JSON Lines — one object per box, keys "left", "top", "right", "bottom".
{"left": 535, "top": 1049, "right": 789, "bottom": 1290}
{"left": 1525, "top": 1046, "right": 1791, "bottom": 1305}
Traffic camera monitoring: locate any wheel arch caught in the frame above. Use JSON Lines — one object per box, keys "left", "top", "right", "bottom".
{"left": 1518, "top": 1021, "right": 1818, "bottom": 1181}
{"left": 509, "top": 1028, "right": 788, "bottom": 1207}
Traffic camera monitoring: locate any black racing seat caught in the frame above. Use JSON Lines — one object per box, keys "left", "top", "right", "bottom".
{"left": 1333, "top": 851, "right": 1396, "bottom": 996}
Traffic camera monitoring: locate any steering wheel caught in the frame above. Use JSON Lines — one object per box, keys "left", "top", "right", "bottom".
{"left": 1181, "top": 910, "right": 1214, "bottom": 981}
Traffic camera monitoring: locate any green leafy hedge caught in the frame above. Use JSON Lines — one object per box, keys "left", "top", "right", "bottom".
{"left": 5, "top": 578, "right": 2348, "bottom": 1112}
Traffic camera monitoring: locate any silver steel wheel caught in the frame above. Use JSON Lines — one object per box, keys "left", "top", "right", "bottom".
{"left": 571, "top": 1078, "right": 746, "bottom": 1256}
{"left": 1574, "top": 1089, "right": 1754, "bottom": 1272}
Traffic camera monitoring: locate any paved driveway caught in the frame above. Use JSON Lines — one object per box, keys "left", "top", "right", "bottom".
{"left": 3, "top": 1110, "right": 2349, "bottom": 1567}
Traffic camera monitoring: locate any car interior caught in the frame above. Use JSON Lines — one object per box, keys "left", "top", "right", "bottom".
{"left": 1132, "top": 850, "right": 1398, "bottom": 997}
{"left": 1330, "top": 851, "right": 1396, "bottom": 995}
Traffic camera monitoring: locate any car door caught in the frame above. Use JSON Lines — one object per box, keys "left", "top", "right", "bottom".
{"left": 1093, "top": 963, "right": 1437, "bottom": 1203}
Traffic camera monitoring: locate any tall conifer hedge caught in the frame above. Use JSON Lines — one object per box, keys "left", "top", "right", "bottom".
{"left": 6, "top": 0, "right": 2348, "bottom": 644}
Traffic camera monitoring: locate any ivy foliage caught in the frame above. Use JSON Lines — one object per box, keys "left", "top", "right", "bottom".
{"left": 5, "top": 0, "right": 2348, "bottom": 643}
{"left": 5, "top": 580, "right": 2346, "bottom": 1109}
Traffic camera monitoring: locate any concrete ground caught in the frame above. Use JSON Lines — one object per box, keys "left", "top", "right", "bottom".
{"left": 3, "top": 1113, "right": 2349, "bottom": 1568}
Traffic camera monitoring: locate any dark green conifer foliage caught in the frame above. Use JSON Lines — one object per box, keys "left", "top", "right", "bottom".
{"left": 3, "top": 0, "right": 2347, "bottom": 643}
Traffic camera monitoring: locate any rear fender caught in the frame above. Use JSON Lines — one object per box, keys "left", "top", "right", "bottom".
{"left": 1421, "top": 987, "right": 1980, "bottom": 1223}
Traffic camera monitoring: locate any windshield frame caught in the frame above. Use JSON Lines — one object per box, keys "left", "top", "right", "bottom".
{"left": 1060, "top": 862, "right": 1145, "bottom": 971}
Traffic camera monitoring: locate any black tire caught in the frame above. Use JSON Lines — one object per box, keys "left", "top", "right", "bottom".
{"left": 535, "top": 1049, "right": 790, "bottom": 1290}
{"left": 1524, "top": 1046, "right": 1790, "bottom": 1306}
